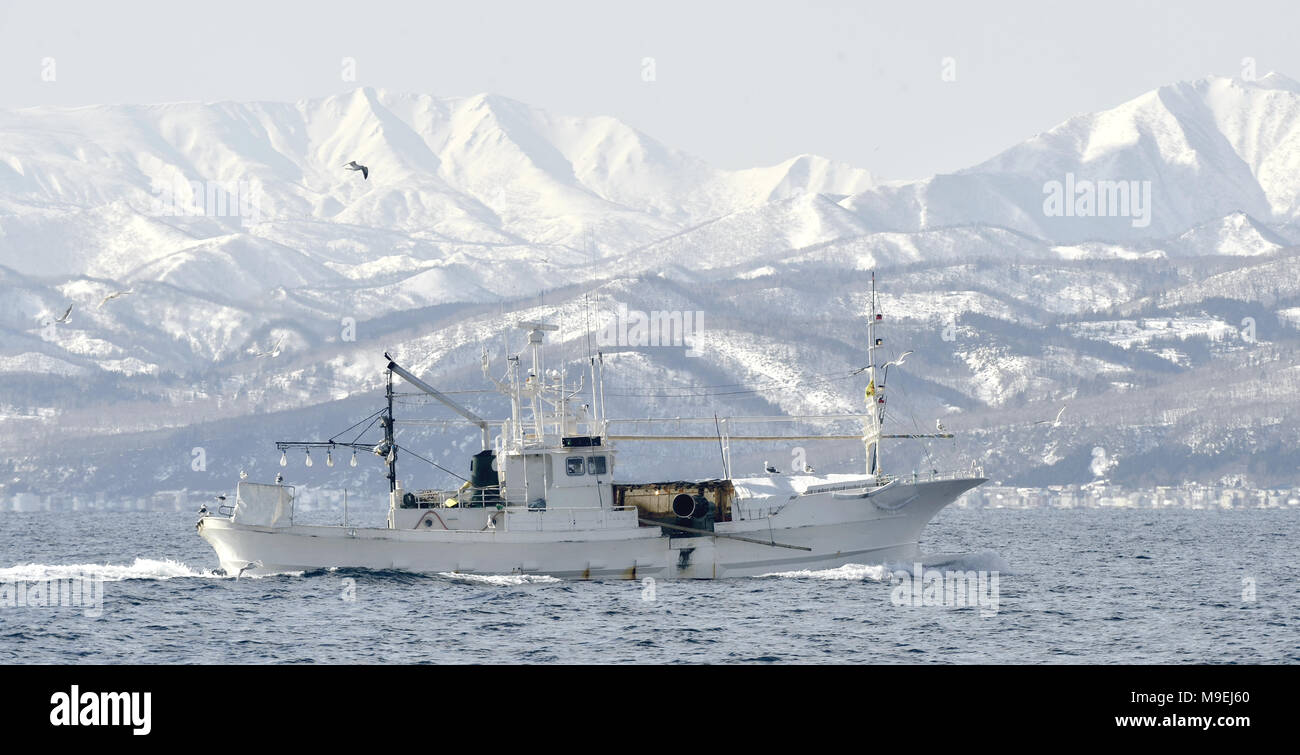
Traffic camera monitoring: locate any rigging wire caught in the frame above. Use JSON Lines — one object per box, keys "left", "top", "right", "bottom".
{"left": 387, "top": 368, "right": 863, "bottom": 401}
{"left": 886, "top": 372, "right": 942, "bottom": 470}
{"left": 604, "top": 370, "right": 862, "bottom": 399}
{"left": 347, "top": 412, "right": 385, "bottom": 446}
{"left": 395, "top": 444, "right": 470, "bottom": 483}
{"left": 328, "top": 408, "right": 386, "bottom": 445}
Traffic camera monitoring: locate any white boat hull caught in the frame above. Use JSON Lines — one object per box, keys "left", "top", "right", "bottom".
{"left": 198, "top": 477, "right": 983, "bottom": 579}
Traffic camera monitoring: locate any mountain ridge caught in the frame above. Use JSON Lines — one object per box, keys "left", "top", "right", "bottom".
{"left": 2, "top": 75, "right": 1300, "bottom": 498}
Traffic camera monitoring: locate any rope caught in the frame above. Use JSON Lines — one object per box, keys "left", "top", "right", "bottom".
{"left": 394, "top": 444, "right": 470, "bottom": 483}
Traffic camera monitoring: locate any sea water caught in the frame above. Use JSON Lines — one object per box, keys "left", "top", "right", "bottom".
{"left": 0, "top": 507, "right": 1294, "bottom": 663}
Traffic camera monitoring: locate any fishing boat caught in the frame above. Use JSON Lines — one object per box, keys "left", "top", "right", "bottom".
{"left": 197, "top": 278, "right": 985, "bottom": 579}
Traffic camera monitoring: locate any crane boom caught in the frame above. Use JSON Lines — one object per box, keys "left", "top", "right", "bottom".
{"left": 386, "top": 357, "right": 491, "bottom": 449}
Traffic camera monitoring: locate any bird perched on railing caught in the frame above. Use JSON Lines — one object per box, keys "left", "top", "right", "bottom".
{"left": 764, "top": 461, "right": 779, "bottom": 474}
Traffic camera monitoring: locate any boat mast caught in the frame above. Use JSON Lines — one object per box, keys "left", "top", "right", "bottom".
{"left": 384, "top": 367, "right": 397, "bottom": 494}
{"left": 597, "top": 350, "right": 607, "bottom": 430}
{"left": 866, "top": 272, "right": 883, "bottom": 476}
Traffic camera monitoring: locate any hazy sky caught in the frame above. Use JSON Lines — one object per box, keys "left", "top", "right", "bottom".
{"left": 2, "top": 0, "right": 1297, "bottom": 179}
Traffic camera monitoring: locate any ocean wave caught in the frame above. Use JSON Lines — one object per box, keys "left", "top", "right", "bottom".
{"left": 757, "top": 564, "right": 893, "bottom": 581}
{"left": 0, "top": 557, "right": 224, "bottom": 582}
{"left": 910, "top": 550, "right": 1014, "bottom": 575}
{"left": 758, "top": 550, "right": 1012, "bottom": 581}
{"left": 437, "top": 572, "right": 562, "bottom": 586}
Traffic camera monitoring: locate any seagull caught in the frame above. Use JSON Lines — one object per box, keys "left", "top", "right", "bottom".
{"left": 240, "top": 469, "right": 248, "bottom": 480}
{"left": 764, "top": 461, "right": 779, "bottom": 474}
{"left": 803, "top": 463, "right": 816, "bottom": 474}
{"left": 343, "top": 161, "right": 369, "bottom": 180}
{"left": 98, "top": 289, "right": 132, "bottom": 308}
{"left": 1035, "top": 406, "right": 1067, "bottom": 427}
{"left": 236, "top": 560, "right": 263, "bottom": 579}
{"left": 54, "top": 304, "right": 73, "bottom": 324}
{"left": 275, "top": 473, "right": 284, "bottom": 485}
{"left": 197, "top": 503, "right": 209, "bottom": 517}
{"left": 215, "top": 495, "right": 226, "bottom": 503}
{"left": 255, "top": 334, "right": 285, "bottom": 358}
{"left": 936, "top": 419, "right": 946, "bottom": 433}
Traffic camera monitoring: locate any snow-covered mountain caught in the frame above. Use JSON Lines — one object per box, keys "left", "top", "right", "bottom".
{"left": 843, "top": 73, "right": 1300, "bottom": 242}
{"left": 0, "top": 89, "right": 873, "bottom": 277}
{"left": 2, "top": 75, "right": 1299, "bottom": 501}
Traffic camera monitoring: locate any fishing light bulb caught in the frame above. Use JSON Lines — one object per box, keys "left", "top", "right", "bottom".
{"left": 279, "top": 451, "right": 287, "bottom": 467}
{"left": 326, "top": 449, "right": 334, "bottom": 467}
{"left": 387, "top": 448, "right": 396, "bottom": 463}
{"left": 350, "top": 451, "right": 357, "bottom": 467}
{"left": 305, "top": 450, "right": 313, "bottom": 467}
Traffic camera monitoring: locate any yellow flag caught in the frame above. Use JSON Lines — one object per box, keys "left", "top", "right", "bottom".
{"left": 865, "top": 380, "right": 875, "bottom": 399}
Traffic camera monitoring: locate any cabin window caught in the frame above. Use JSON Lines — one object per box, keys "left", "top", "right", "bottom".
{"left": 587, "top": 455, "right": 607, "bottom": 476}
{"left": 565, "top": 457, "right": 585, "bottom": 476}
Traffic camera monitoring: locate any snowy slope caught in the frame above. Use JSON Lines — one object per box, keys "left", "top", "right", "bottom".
{"left": 840, "top": 74, "right": 1300, "bottom": 242}
{"left": 3, "top": 76, "right": 1300, "bottom": 497}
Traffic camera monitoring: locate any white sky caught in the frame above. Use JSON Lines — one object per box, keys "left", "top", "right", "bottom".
{"left": 1, "top": 0, "right": 1297, "bottom": 179}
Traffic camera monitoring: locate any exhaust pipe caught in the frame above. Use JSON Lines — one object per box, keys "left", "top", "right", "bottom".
{"left": 672, "top": 493, "right": 712, "bottom": 519}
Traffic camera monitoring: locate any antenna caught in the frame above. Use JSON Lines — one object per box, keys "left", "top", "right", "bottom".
{"left": 586, "top": 294, "right": 599, "bottom": 429}
{"left": 714, "top": 413, "right": 728, "bottom": 480}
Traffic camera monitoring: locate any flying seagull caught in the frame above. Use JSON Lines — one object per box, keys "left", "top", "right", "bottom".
{"left": 255, "top": 334, "right": 285, "bottom": 358}
{"left": 343, "top": 161, "right": 369, "bottom": 180}
{"left": 236, "top": 560, "right": 263, "bottom": 579}
{"left": 1036, "top": 405, "right": 1067, "bottom": 427}
{"left": 54, "top": 304, "right": 73, "bottom": 324}
{"left": 98, "top": 289, "right": 132, "bottom": 308}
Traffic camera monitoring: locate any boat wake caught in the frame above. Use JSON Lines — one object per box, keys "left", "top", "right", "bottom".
{"left": 437, "top": 572, "right": 562, "bottom": 586}
{"left": 914, "top": 549, "right": 1013, "bottom": 574}
{"left": 0, "top": 557, "right": 226, "bottom": 582}
{"left": 758, "top": 550, "right": 1012, "bottom": 581}
{"left": 758, "top": 563, "right": 895, "bottom": 581}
